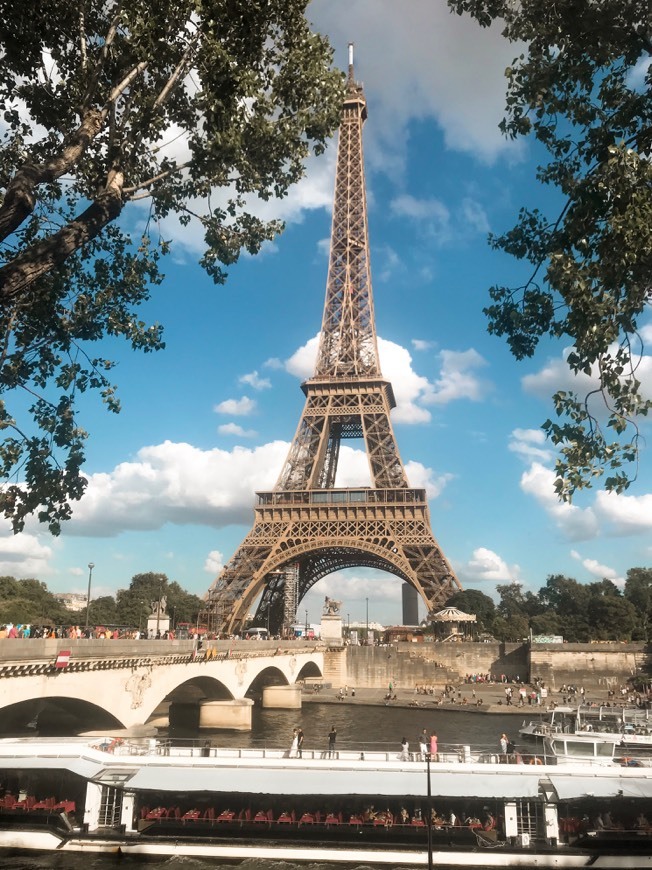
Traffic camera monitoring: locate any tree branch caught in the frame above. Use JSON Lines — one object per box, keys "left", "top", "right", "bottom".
{"left": 154, "top": 30, "right": 200, "bottom": 108}
{"left": 123, "top": 162, "right": 191, "bottom": 196}
{"left": 0, "top": 109, "right": 104, "bottom": 243}
{"left": 0, "top": 171, "right": 125, "bottom": 305}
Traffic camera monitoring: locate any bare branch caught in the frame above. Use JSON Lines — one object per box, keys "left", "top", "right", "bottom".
{"left": 154, "top": 30, "right": 201, "bottom": 108}
{"left": 79, "top": 8, "right": 88, "bottom": 71}
{"left": 123, "top": 162, "right": 191, "bottom": 196}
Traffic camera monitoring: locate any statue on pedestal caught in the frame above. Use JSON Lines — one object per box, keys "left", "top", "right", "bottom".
{"left": 323, "top": 596, "right": 342, "bottom": 616}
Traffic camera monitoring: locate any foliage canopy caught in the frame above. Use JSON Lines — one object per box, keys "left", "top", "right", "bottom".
{"left": 0, "top": 0, "right": 343, "bottom": 532}
{"left": 449, "top": 0, "right": 652, "bottom": 499}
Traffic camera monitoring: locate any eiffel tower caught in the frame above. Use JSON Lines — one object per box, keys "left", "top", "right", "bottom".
{"left": 205, "top": 46, "right": 462, "bottom": 635}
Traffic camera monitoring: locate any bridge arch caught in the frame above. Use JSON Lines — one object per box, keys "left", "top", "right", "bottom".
{"left": 0, "top": 696, "right": 124, "bottom": 735}
{"left": 0, "top": 645, "right": 324, "bottom": 731}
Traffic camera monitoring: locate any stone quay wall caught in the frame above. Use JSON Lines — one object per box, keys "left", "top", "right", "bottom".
{"left": 529, "top": 643, "right": 649, "bottom": 691}
{"left": 339, "top": 641, "right": 649, "bottom": 691}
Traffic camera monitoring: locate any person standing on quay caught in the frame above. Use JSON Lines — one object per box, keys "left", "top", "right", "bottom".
{"left": 400, "top": 737, "right": 410, "bottom": 761}
{"left": 429, "top": 731, "right": 438, "bottom": 761}
{"left": 289, "top": 728, "right": 299, "bottom": 758}
{"left": 419, "top": 729, "right": 429, "bottom": 760}
{"left": 297, "top": 728, "right": 305, "bottom": 758}
{"left": 328, "top": 726, "right": 337, "bottom": 758}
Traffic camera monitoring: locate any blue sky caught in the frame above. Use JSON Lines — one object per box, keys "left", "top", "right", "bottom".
{"left": 2, "top": 0, "right": 651, "bottom": 626}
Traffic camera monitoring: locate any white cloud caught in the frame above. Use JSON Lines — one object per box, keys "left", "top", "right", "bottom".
{"left": 423, "top": 349, "right": 490, "bottom": 406}
{"left": 310, "top": 0, "right": 520, "bottom": 165}
{"left": 204, "top": 550, "right": 225, "bottom": 576}
{"left": 285, "top": 335, "right": 319, "bottom": 379}
{"left": 412, "top": 339, "right": 436, "bottom": 352}
{"left": 213, "top": 396, "right": 256, "bottom": 416}
{"left": 522, "top": 350, "right": 597, "bottom": 400}
{"left": 523, "top": 345, "right": 652, "bottom": 405}
{"left": 570, "top": 549, "right": 624, "bottom": 586}
{"left": 508, "top": 428, "right": 554, "bottom": 464}
{"left": 520, "top": 462, "right": 599, "bottom": 540}
{"left": 0, "top": 529, "right": 53, "bottom": 578}
{"left": 217, "top": 423, "right": 257, "bottom": 438}
{"left": 66, "top": 440, "right": 290, "bottom": 536}
{"left": 594, "top": 490, "right": 652, "bottom": 535}
{"left": 459, "top": 547, "right": 521, "bottom": 583}
{"left": 239, "top": 371, "right": 271, "bottom": 391}
{"left": 405, "top": 461, "right": 453, "bottom": 500}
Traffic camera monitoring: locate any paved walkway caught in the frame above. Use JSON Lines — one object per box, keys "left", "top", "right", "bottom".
{"left": 302, "top": 681, "right": 617, "bottom": 715}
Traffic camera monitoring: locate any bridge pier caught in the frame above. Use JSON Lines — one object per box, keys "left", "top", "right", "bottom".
{"left": 262, "top": 685, "right": 302, "bottom": 709}
{"left": 199, "top": 699, "right": 253, "bottom": 731}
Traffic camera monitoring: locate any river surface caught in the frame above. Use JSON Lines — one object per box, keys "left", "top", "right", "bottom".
{"left": 2, "top": 703, "right": 527, "bottom": 870}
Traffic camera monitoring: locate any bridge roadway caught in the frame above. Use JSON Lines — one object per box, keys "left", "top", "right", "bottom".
{"left": 0, "top": 639, "right": 324, "bottom": 731}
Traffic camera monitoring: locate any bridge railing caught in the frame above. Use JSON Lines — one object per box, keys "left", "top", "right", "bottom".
{"left": 0, "top": 638, "right": 321, "bottom": 663}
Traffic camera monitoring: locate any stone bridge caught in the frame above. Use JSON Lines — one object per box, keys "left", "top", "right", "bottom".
{"left": 0, "top": 639, "right": 324, "bottom": 732}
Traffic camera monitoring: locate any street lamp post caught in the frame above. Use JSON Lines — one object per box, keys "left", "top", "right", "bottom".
{"left": 305, "top": 609, "right": 309, "bottom": 637}
{"left": 426, "top": 752, "right": 433, "bottom": 870}
{"left": 366, "top": 597, "right": 369, "bottom": 638}
{"left": 84, "top": 563, "right": 95, "bottom": 632}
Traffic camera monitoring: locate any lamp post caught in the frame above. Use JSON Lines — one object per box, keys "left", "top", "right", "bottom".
{"left": 84, "top": 563, "right": 95, "bottom": 632}
{"left": 366, "top": 597, "right": 369, "bottom": 638}
{"left": 426, "top": 752, "right": 433, "bottom": 870}
{"left": 305, "top": 609, "right": 309, "bottom": 637}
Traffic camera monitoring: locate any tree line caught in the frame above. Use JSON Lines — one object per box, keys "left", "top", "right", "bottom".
{"left": 0, "top": 571, "right": 204, "bottom": 630}
{"left": 445, "top": 568, "right": 652, "bottom": 643}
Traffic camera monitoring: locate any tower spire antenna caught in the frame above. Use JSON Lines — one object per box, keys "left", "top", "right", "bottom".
{"left": 348, "top": 42, "right": 355, "bottom": 84}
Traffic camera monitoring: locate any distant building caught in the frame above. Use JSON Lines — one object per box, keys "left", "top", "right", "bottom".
{"left": 383, "top": 625, "right": 424, "bottom": 644}
{"left": 53, "top": 592, "right": 87, "bottom": 612}
{"left": 401, "top": 583, "right": 419, "bottom": 626}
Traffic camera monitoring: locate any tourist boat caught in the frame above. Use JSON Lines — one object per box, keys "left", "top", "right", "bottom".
{"left": 520, "top": 705, "right": 652, "bottom": 749}
{"left": 0, "top": 735, "right": 650, "bottom": 867}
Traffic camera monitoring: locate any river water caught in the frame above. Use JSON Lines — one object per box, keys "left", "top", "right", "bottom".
{"left": 1, "top": 703, "right": 525, "bottom": 870}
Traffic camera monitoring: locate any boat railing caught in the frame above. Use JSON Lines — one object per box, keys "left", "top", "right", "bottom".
{"left": 101, "top": 738, "right": 518, "bottom": 765}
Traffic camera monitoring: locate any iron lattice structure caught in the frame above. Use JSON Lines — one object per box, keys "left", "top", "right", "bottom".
{"left": 205, "top": 51, "right": 462, "bottom": 635}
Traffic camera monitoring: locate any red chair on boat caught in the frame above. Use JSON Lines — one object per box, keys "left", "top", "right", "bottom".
{"left": 325, "top": 812, "right": 342, "bottom": 826}
{"left": 146, "top": 807, "right": 167, "bottom": 820}
{"left": 298, "top": 812, "right": 314, "bottom": 826}
{"left": 277, "top": 810, "right": 295, "bottom": 824}
{"left": 53, "top": 800, "right": 76, "bottom": 814}
{"left": 254, "top": 809, "right": 272, "bottom": 823}
{"left": 2, "top": 795, "right": 16, "bottom": 809}
{"left": 349, "top": 814, "right": 363, "bottom": 826}
{"left": 217, "top": 809, "right": 235, "bottom": 823}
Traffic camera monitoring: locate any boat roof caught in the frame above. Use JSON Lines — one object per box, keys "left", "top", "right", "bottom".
{"left": 0, "top": 737, "right": 650, "bottom": 801}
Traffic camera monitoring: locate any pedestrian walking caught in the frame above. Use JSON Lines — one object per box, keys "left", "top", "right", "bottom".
{"left": 289, "top": 728, "right": 299, "bottom": 758}
{"left": 328, "top": 726, "right": 337, "bottom": 758}
{"left": 429, "top": 731, "right": 438, "bottom": 761}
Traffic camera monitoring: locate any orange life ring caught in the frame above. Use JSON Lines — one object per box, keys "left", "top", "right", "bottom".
{"left": 529, "top": 756, "right": 543, "bottom": 765}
